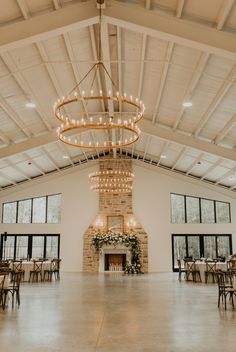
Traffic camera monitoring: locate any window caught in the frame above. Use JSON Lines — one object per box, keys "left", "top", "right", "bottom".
{"left": 47, "top": 194, "right": 61, "bottom": 223}
{"left": 0, "top": 234, "right": 60, "bottom": 260}
{"left": 2, "top": 193, "right": 61, "bottom": 224}
{"left": 171, "top": 194, "right": 185, "bottom": 223}
{"left": 186, "top": 197, "right": 200, "bottom": 223}
{"left": 2, "top": 202, "right": 17, "bottom": 223}
{"left": 172, "top": 234, "right": 232, "bottom": 271}
{"left": 32, "top": 197, "right": 46, "bottom": 223}
{"left": 170, "top": 193, "right": 230, "bottom": 224}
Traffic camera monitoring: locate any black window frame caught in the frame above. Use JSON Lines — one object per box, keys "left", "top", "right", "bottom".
{"left": 1, "top": 193, "right": 62, "bottom": 224}
{"left": 170, "top": 192, "right": 231, "bottom": 224}
{"left": 171, "top": 234, "right": 232, "bottom": 272}
{"left": 0, "top": 233, "right": 60, "bottom": 260}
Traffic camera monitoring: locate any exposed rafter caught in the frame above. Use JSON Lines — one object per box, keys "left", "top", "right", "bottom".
{"left": 173, "top": 52, "right": 210, "bottom": 130}
{"left": 137, "top": 34, "right": 147, "bottom": 99}
{"left": 1, "top": 52, "right": 53, "bottom": 131}
{"left": 176, "top": 0, "right": 185, "bottom": 18}
{"left": 16, "top": 0, "right": 30, "bottom": 20}
{"left": 41, "top": 147, "right": 60, "bottom": 171}
{"left": 193, "top": 63, "right": 236, "bottom": 136}
{"left": 171, "top": 147, "right": 186, "bottom": 170}
{"left": 186, "top": 152, "right": 204, "bottom": 175}
{"left": 52, "top": 0, "right": 61, "bottom": 11}
{"left": 216, "top": 166, "right": 236, "bottom": 185}
{"left": 214, "top": 114, "right": 236, "bottom": 145}
{"left": 200, "top": 159, "right": 224, "bottom": 180}
{"left": 152, "top": 42, "right": 174, "bottom": 123}
{"left": 158, "top": 141, "right": 169, "bottom": 166}
{"left": 216, "top": 0, "right": 235, "bottom": 30}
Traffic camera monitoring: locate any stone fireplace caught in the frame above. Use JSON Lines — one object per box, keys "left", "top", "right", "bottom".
{"left": 83, "top": 158, "right": 148, "bottom": 273}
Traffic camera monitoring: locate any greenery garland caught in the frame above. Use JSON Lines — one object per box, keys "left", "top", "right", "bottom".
{"left": 91, "top": 231, "right": 143, "bottom": 274}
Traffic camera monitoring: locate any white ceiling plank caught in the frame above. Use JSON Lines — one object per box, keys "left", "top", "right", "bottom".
{"left": 214, "top": 114, "right": 236, "bottom": 144}
{"left": 152, "top": 42, "right": 174, "bottom": 123}
{"left": 0, "top": 170, "right": 17, "bottom": 185}
{"left": 89, "top": 26, "right": 106, "bottom": 111}
{"left": 105, "top": 0, "right": 236, "bottom": 61}
{"left": 158, "top": 141, "right": 169, "bottom": 165}
{"left": 216, "top": 166, "right": 236, "bottom": 184}
{"left": 137, "top": 34, "right": 147, "bottom": 100}
{"left": 193, "top": 63, "right": 236, "bottom": 137}
{"left": 16, "top": 0, "right": 30, "bottom": 20}
{"left": 0, "top": 95, "right": 32, "bottom": 138}
{"left": 173, "top": 52, "right": 210, "bottom": 130}
{"left": 1, "top": 52, "right": 53, "bottom": 131}
{"left": 143, "top": 135, "right": 151, "bottom": 160}
{"left": 176, "top": 0, "right": 185, "bottom": 18}
{"left": 0, "top": 1, "right": 98, "bottom": 53}
{"left": 23, "top": 152, "right": 45, "bottom": 175}
{"left": 140, "top": 119, "right": 236, "bottom": 162}
{"left": 216, "top": 0, "right": 235, "bottom": 30}
{"left": 186, "top": 152, "right": 204, "bottom": 175}
{"left": 6, "top": 159, "right": 30, "bottom": 179}
{"left": 42, "top": 146, "right": 60, "bottom": 170}
{"left": 57, "top": 143, "right": 75, "bottom": 166}
{"left": 171, "top": 146, "right": 186, "bottom": 170}
{"left": 200, "top": 159, "right": 224, "bottom": 180}
{"left": 36, "top": 42, "right": 63, "bottom": 97}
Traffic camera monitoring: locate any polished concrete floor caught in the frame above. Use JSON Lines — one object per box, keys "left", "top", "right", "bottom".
{"left": 0, "top": 273, "right": 236, "bottom": 352}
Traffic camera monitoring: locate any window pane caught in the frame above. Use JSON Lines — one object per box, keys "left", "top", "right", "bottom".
{"left": 2, "top": 236, "right": 15, "bottom": 260}
{"left": 171, "top": 194, "right": 185, "bottom": 223}
{"left": 17, "top": 199, "right": 31, "bottom": 223}
{"left": 32, "top": 236, "right": 45, "bottom": 258}
{"left": 204, "top": 236, "right": 216, "bottom": 260}
{"left": 216, "top": 202, "right": 230, "bottom": 223}
{"left": 47, "top": 194, "right": 61, "bottom": 223}
{"left": 217, "top": 236, "right": 231, "bottom": 260}
{"left": 15, "top": 236, "right": 28, "bottom": 260}
{"left": 46, "top": 236, "right": 59, "bottom": 259}
{"left": 201, "top": 199, "right": 215, "bottom": 223}
{"left": 2, "top": 202, "right": 17, "bottom": 223}
{"left": 186, "top": 197, "right": 200, "bottom": 223}
{"left": 32, "top": 197, "right": 46, "bottom": 223}
{"left": 173, "top": 236, "right": 186, "bottom": 268}
{"left": 187, "top": 236, "right": 200, "bottom": 259}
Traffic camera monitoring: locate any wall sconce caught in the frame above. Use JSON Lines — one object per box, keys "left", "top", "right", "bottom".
{"left": 127, "top": 218, "right": 136, "bottom": 229}
{"left": 95, "top": 218, "right": 104, "bottom": 228}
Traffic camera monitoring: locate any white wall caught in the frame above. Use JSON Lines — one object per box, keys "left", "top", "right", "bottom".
{"left": 0, "top": 163, "right": 235, "bottom": 273}
{"left": 133, "top": 165, "right": 236, "bottom": 272}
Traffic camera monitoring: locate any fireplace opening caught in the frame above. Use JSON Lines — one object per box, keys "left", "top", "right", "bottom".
{"left": 104, "top": 254, "right": 126, "bottom": 271}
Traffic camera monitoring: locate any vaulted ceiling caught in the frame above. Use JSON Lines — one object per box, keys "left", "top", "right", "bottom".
{"left": 0, "top": 0, "right": 236, "bottom": 193}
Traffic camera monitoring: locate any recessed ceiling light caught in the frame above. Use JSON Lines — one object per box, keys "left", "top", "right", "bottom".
{"left": 62, "top": 155, "right": 69, "bottom": 159}
{"left": 182, "top": 101, "right": 193, "bottom": 107}
{"left": 25, "top": 102, "right": 36, "bottom": 108}
{"left": 160, "top": 154, "right": 166, "bottom": 159}
{"left": 196, "top": 161, "right": 202, "bottom": 165}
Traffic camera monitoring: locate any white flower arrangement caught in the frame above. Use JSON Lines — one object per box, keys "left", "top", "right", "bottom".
{"left": 91, "top": 230, "right": 143, "bottom": 274}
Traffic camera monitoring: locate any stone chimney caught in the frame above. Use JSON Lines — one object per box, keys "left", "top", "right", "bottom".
{"left": 83, "top": 158, "right": 148, "bottom": 272}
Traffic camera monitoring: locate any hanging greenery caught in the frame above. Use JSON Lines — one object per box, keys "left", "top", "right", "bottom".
{"left": 91, "top": 231, "right": 143, "bottom": 274}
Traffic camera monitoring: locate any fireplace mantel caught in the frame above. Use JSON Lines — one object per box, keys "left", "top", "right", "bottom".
{"left": 99, "top": 245, "right": 131, "bottom": 273}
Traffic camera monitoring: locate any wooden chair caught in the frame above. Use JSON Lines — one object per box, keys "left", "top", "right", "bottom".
{"left": 29, "top": 261, "right": 43, "bottom": 282}
{"left": 43, "top": 259, "right": 61, "bottom": 281}
{"left": 2, "top": 271, "right": 21, "bottom": 310}
{"left": 185, "top": 260, "right": 201, "bottom": 282}
{"left": 177, "top": 259, "right": 186, "bottom": 281}
{"left": 204, "top": 260, "right": 217, "bottom": 283}
{"left": 0, "top": 274, "right": 6, "bottom": 309}
{"left": 12, "top": 260, "right": 25, "bottom": 282}
{"left": 216, "top": 271, "right": 235, "bottom": 310}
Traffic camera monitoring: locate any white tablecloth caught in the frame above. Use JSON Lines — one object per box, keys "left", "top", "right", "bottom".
{"left": 195, "top": 261, "right": 227, "bottom": 282}
{"left": 10, "top": 261, "right": 51, "bottom": 281}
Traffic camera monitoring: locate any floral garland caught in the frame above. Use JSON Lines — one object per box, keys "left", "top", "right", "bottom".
{"left": 91, "top": 231, "right": 143, "bottom": 274}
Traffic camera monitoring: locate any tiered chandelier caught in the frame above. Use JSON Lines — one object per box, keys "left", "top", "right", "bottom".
{"left": 89, "top": 169, "right": 134, "bottom": 194}
{"left": 53, "top": 1, "right": 144, "bottom": 150}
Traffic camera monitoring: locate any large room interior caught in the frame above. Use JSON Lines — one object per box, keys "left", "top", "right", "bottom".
{"left": 0, "top": 0, "right": 236, "bottom": 351}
